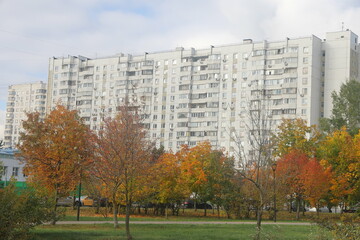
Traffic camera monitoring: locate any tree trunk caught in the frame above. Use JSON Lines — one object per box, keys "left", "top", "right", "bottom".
{"left": 296, "top": 198, "right": 300, "bottom": 220}
{"left": 51, "top": 191, "right": 58, "bottom": 225}
{"left": 113, "top": 203, "right": 119, "bottom": 228}
{"left": 125, "top": 202, "right": 132, "bottom": 240}
{"left": 302, "top": 199, "right": 306, "bottom": 216}
{"left": 204, "top": 207, "right": 207, "bottom": 217}
{"left": 165, "top": 204, "right": 168, "bottom": 219}
{"left": 256, "top": 207, "right": 263, "bottom": 231}
{"left": 95, "top": 198, "right": 100, "bottom": 214}
{"left": 217, "top": 206, "right": 220, "bottom": 218}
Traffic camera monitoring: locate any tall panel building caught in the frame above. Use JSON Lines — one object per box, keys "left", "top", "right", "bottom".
{"left": 46, "top": 34, "right": 328, "bottom": 154}
{"left": 5, "top": 30, "right": 359, "bottom": 155}
{"left": 4, "top": 82, "right": 47, "bottom": 148}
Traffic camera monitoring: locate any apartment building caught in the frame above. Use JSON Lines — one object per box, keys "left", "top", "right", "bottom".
{"left": 5, "top": 30, "right": 359, "bottom": 155}
{"left": 4, "top": 82, "right": 47, "bottom": 148}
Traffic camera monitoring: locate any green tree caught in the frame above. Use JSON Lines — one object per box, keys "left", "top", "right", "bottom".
{"left": 321, "top": 79, "right": 360, "bottom": 135}
{"left": 272, "top": 118, "right": 321, "bottom": 158}
{"left": 0, "top": 182, "right": 53, "bottom": 240}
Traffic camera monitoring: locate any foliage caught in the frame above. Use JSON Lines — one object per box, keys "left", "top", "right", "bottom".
{"left": 318, "top": 128, "right": 359, "bottom": 204}
{"left": 0, "top": 160, "right": 3, "bottom": 180}
{"left": 321, "top": 79, "right": 360, "bottom": 135}
{"left": 272, "top": 118, "right": 321, "bottom": 158}
{"left": 90, "top": 104, "right": 153, "bottom": 239}
{"left": 314, "top": 215, "right": 360, "bottom": 240}
{"left": 0, "top": 182, "right": 53, "bottom": 240}
{"left": 300, "top": 159, "right": 332, "bottom": 210}
{"left": 149, "top": 152, "right": 187, "bottom": 215}
{"left": 17, "top": 105, "right": 93, "bottom": 199}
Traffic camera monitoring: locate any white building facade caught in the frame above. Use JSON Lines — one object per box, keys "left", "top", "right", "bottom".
{"left": 4, "top": 82, "right": 47, "bottom": 148}
{"left": 5, "top": 30, "right": 360, "bottom": 155}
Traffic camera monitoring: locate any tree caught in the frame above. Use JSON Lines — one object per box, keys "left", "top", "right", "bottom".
{"left": 300, "top": 159, "right": 332, "bottom": 214}
{"left": 318, "top": 128, "right": 359, "bottom": 206}
{"left": 321, "top": 79, "right": 360, "bottom": 135}
{"left": 91, "top": 104, "right": 152, "bottom": 240}
{"left": 179, "top": 142, "right": 210, "bottom": 211}
{"left": 271, "top": 118, "right": 322, "bottom": 219}
{"left": 17, "top": 105, "right": 93, "bottom": 224}
{"left": 232, "top": 94, "right": 274, "bottom": 231}
{"left": 276, "top": 150, "right": 309, "bottom": 220}
{"left": 0, "top": 182, "right": 53, "bottom": 240}
{"left": 150, "top": 152, "right": 188, "bottom": 217}
{"left": 272, "top": 118, "right": 321, "bottom": 158}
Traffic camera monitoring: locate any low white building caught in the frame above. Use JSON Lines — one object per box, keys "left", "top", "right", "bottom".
{"left": 0, "top": 149, "right": 26, "bottom": 188}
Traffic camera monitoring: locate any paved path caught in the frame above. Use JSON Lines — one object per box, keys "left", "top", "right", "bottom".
{"left": 56, "top": 221, "right": 312, "bottom": 226}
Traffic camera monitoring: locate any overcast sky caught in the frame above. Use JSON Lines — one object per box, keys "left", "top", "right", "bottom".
{"left": 1, "top": 0, "right": 360, "bottom": 139}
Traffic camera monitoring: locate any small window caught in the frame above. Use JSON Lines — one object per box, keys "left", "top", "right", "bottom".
{"left": 12, "top": 167, "right": 19, "bottom": 177}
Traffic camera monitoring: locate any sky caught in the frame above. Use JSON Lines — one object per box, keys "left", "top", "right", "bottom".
{"left": 1, "top": 0, "right": 360, "bottom": 139}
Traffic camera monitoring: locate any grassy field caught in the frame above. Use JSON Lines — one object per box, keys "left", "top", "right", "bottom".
{"left": 33, "top": 223, "right": 327, "bottom": 240}
{"left": 62, "top": 207, "right": 344, "bottom": 222}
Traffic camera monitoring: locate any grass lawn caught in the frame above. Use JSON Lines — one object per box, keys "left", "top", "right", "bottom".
{"left": 33, "top": 223, "right": 328, "bottom": 240}
{"left": 63, "top": 207, "right": 342, "bottom": 222}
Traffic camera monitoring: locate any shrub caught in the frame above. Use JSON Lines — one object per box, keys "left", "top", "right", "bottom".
{"left": 313, "top": 215, "right": 360, "bottom": 240}
{"left": 0, "top": 182, "right": 53, "bottom": 240}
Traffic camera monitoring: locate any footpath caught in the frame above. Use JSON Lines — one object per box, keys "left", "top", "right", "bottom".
{"left": 56, "top": 221, "right": 312, "bottom": 225}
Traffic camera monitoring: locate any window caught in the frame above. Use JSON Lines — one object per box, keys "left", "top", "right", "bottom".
{"left": 302, "top": 67, "right": 308, "bottom": 74}
{"left": 302, "top": 98, "right": 308, "bottom": 105}
{"left": 303, "top": 47, "right": 309, "bottom": 54}
{"left": 302, "top": 78, "right": 308, "bottom": 85}
{"left": 303, "top": 57, "right": 308, "bottom": 64}
{"left": 2, "top": 166, "right": 7, "bottom": 176}
{"left": 12, "top": 167, "right": 19, "bottom": 177}
{"left": 302, "top": 88, "right": 308, "bottom": 95}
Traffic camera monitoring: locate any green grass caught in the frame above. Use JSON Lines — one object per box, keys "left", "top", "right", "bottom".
{"left": 33, "top": 224, "right": 329, "bottom": 240}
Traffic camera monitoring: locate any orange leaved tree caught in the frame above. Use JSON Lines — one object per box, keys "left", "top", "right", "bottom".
{"left": 300, "top": 158, "right": 332, "bottom": 214}
{"left": 17, "top": 105, "right": 93, "bottom": 224}
{"left": 318, "top": 128, "right": 359, "bottom": 208}
{"left": 91, "top": 104, "right": 152, "bottom": 240}
{"left": 276, "top": 150, "right": 309, "bottom": 220}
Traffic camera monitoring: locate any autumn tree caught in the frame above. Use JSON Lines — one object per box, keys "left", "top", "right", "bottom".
{"left": 318, "top": 128, "right": 359, "bottom": 207}
{"left": 272, "top": 118, "right": 321, "bottom": 219}
{"left": 300, "top": 159, "right": 332, "bottom": 214}
{"left": 150, "top": 152, "right": 188, "bottom": 217}
{"left": 276, "top": 150, "right": 309, "bottom": 220}
{"left": 91, "top": 104, "right": 152, "bottom": 240}
{"left": 17, "top": 105, "right": 93, "bottom": 224}
{"left": 232, "top": 95, "right": 274, "bottom": 231}
{"left": 178, "top": 143, "right": 209, "bottom": 212}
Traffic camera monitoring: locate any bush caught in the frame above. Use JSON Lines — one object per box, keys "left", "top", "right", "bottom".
{"left": 0, "top": 182, "right": 53, "bottom": 240}
{"left": 313, "top": 215, "right": 360, "bottom": 240}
